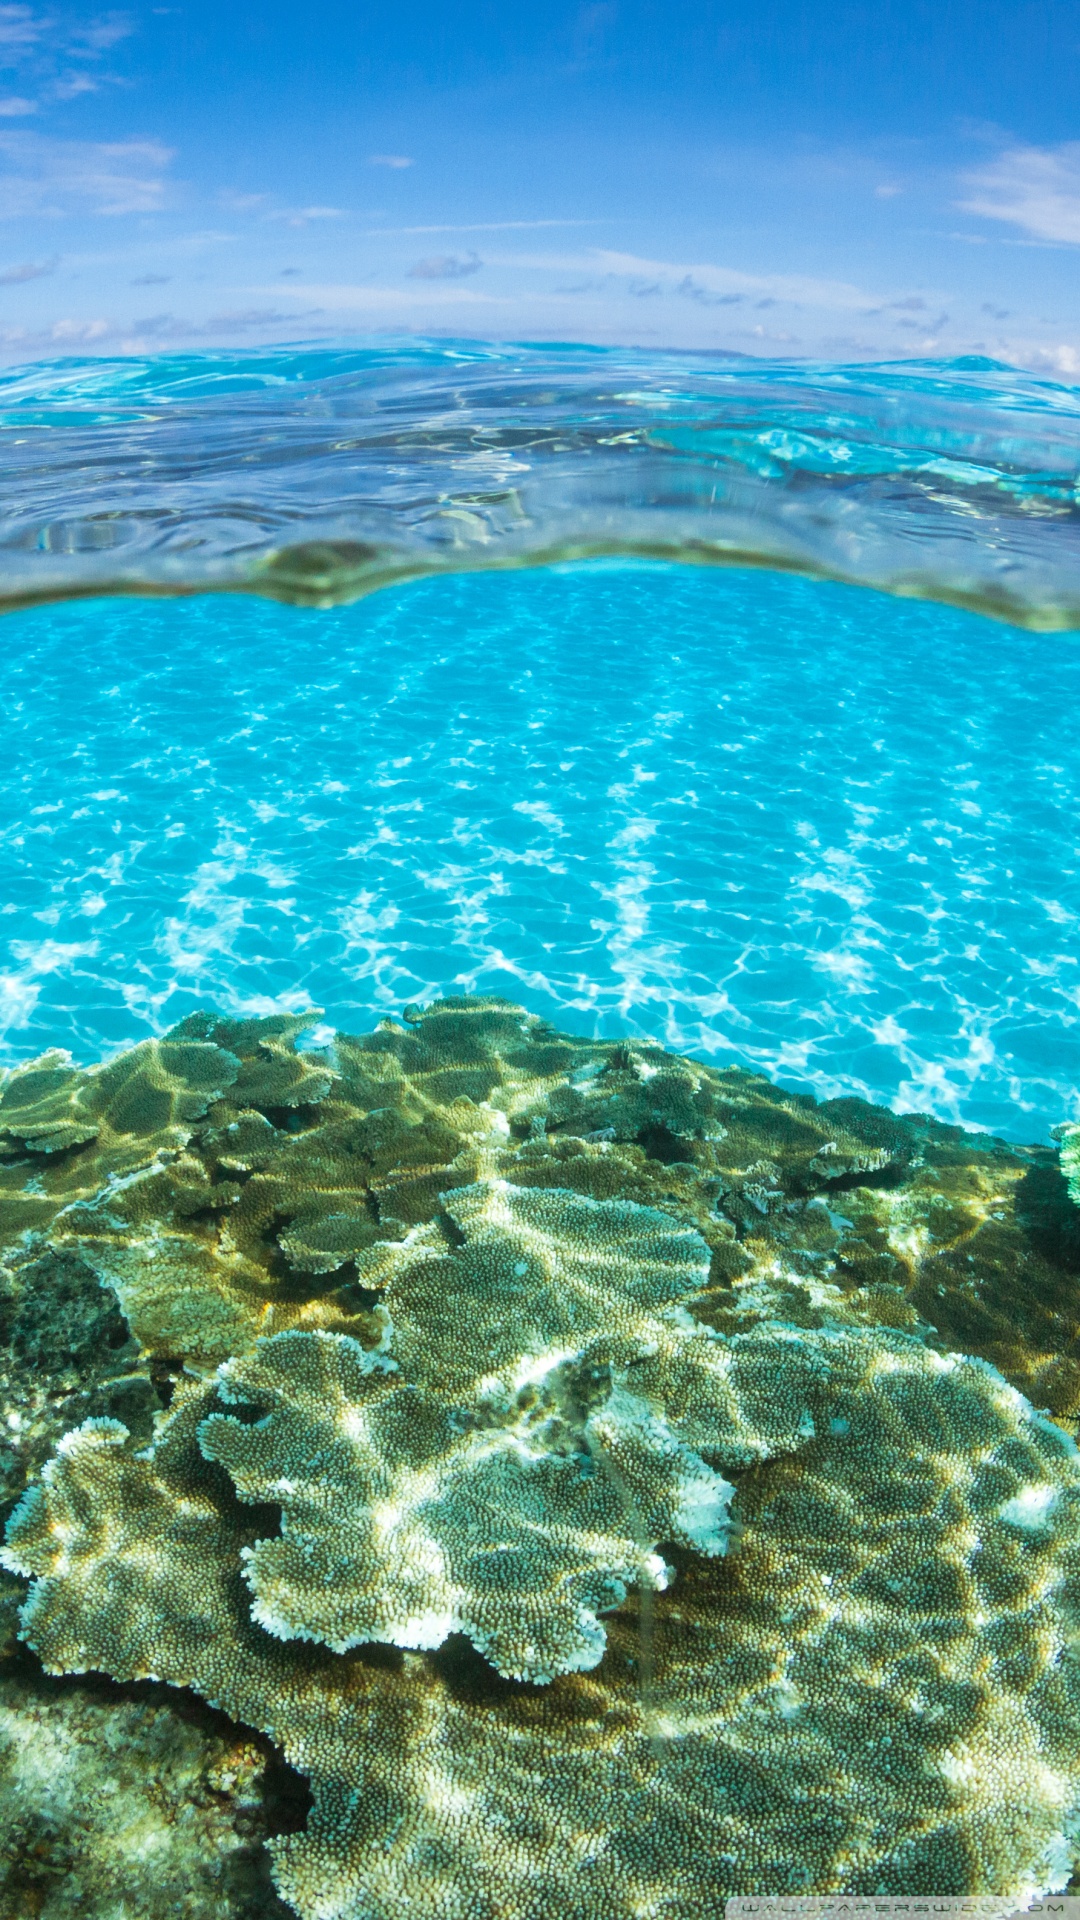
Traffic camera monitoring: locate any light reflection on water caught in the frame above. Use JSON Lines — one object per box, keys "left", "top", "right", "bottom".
{"left": 1, "top": 342, "right": 1078, "bottom": 626}
{"left": 1, "top": 558, "right": 1076, "bottom": 1144}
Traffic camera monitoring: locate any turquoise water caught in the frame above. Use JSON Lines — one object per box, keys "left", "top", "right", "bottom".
{"left": 1, "top": 559, "right": 1077, "bottom": 1142}
{"left": 1, "top": 340, "right": 1080, "bottom": 1142}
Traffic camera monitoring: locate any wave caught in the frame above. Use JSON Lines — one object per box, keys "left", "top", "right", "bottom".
{"left": 1, "top": 338, "right": 1078, "bottom": 627}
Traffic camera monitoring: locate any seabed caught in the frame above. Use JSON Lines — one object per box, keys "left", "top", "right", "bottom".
{"left": 3, "top": 996, "right": 1080, "bottom": 1915}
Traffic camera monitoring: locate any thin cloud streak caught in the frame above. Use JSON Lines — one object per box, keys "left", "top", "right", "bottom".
{"left": 960, "top": 142, "right": 1080, "bottom": 245}
{"left": 0, "top": 5, "right": 134, "bottom": 90}
{"left": 0, "top": 131, "right": 173, "bottom": 216}
{"left": 0, "top": 6, "right": 45, "bottom": 53}
{"left": 361, "top": 219, "right": 597, "bottom": 236}
{"left": 247, "top": 282, "right": 504, "bottom": 309}
{"left": 491, "top": 246, "right": 900, "bottom": 314}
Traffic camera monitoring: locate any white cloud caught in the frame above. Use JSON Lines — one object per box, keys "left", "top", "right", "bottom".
{"left": 0, "top": 7, "right": 134, "bottom": 62}
{"left": 0, "top": 6, "right": 134, "bottom": 61}
{"left": 249, "top": 281, "right": 500, "bottom": 310}
{"left": 959, "top": 143, "right": 1080, "bottom": 244}
{"left": 50, "top": 72, "right": 102, "bottom": 98}
{"left": 368, "top": 153, "right": 414, "bottom": 169}
{"left": 218, "top": 190, "right": 269, "bottom": 212}
{"left": 69, "top": 13, "right": 132, "bottom": 54}
{"left": 48, "top": 315, "right": 108, "bottom": 338}
{"left": 218, "top": 192, "right": 344, "bottom": 227}
{"left": 364, "top": 219, "right": 593, "bottom": 236}
{"left": 0, "top": 131, "right": 173, "bottom": 215}
{"left": 0, "top": 6, "right": 43, "bottom": 53}
{"left": 0, "top": 7, "right": 133, "bottom": 109}
{"left": 0, "top": 93, "right": 34, "bottom": 113}
{"left": 599, "top": 249, "right": 890, "bottom": 311}
{"left": 996, "top": 338, "right": 1080, "bottom": 377}
{"left": 266, "top": 204, "right": 343, "bottom": 227}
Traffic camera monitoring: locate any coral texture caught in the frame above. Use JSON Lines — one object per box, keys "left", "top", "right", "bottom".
{"left": 0, "top": 1666, "right": 291, "bottom": 1920}
{"left": 1056, "top": 1123, "right": 1080, "bottom": 1216}
{"left": 5, "top": 995, "right": 1080, "bottom": 1915}
{"left": 5, "top": 993, "right": 1077, "bottom": 1406}
{"left": 198, "top": 1177, "right": 850, "bottom": 1682}
{"left": 0, "top": 1244, "right": 160, "bottom": 1651}
{"left": 9, "top": 1336, "right": 1080, "bottom": 1915}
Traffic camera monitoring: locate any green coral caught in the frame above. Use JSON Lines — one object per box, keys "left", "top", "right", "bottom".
{"left": 199, "top": 1180, "right": 723, "bottom": 1682}
{"left": 0, "top": 1243, "right": 159, "bottom": 1652}
{"left": 0, "top": 1035, "right": 241, "bottom": 1158}
{"left": 197, "top": 1176, "right": 849, "bottom": 1683}
{"left": 6, "top": 995, "right": 1080, "bottom": 1913}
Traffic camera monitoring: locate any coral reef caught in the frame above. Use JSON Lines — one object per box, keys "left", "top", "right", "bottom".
{"left": 196, "top": 1173, "right": 822, "bottom": 1681}
{"left": 9, "top": 1333, "right": 1080, "bottom": 1914}
{"left": 1057, "top": 1122, "right": 1080, "bottom": 1199}
{"left": 0, "top": 1244, "right": 160, "bottom": 1653}
{"left": 7, "top": 994, "right": 1077, "bottom": 1407}
{"left": 0, "top": 1664, "right": 295, "bottom": 1920}
{"left": 4, "top": 995, "right": 1080, "bottom": 1914}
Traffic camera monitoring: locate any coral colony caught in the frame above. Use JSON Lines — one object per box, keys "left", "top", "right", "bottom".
{"left": 4, "top": 996, "right": 1080, "bottom": 1913}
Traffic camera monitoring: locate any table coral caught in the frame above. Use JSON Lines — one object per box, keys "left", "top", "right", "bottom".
{"left": 0, "top": 1034, "right": 243, "bottom": 1249}
{"left": 9, "top": 1327, "right": 1080, "bottom": 1916}
{"left": 5, "top": 992, "right": 1075, "bottom": 1409}
{"left": 198, "top": 1177, "right": 852, "bottom": 1682}
{"left": 0, "top": 1036, "right": 242, "bottom": 1160}
{"left": 0, "top": 1243, "right": 159, "bottom": 1652}
{"left": 6, "top": 994, "right": 1080, "bottom": 1914}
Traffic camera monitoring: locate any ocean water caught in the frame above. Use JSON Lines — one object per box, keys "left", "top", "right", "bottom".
{"left": 1, "top": 339, "right": 1079, "bottom": 1142}
{"left": 1, "top": 562, "right": 1079, "bottom": 1144}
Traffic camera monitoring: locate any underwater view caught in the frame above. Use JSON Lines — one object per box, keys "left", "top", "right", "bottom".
{"left": 3, "top": 340, "right": 1080, "bottom": 1917}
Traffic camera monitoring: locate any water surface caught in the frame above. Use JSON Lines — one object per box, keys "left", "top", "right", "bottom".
{"left": 2, "top": 342, "right": 1078, "bottom": 626}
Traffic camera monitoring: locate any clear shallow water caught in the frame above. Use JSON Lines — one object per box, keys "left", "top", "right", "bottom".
{"left": 1, "top": 559, "right": 1077, "bottom": 1144}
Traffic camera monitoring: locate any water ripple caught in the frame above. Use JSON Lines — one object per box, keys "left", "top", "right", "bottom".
{"left": 0, "top": 341, "right": 1078, "bottom": 627}
{"left": 1, "top": 559, "right": 1077, "bottom": 1142}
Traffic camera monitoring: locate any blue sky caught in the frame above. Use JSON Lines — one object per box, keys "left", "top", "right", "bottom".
{"left": 0, "top": 0, "right": 1077, "bottom": 367}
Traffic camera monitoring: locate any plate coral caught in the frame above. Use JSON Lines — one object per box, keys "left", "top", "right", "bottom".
{"left": 5, "top": 996, "right": 1080, "bottom": 1914}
